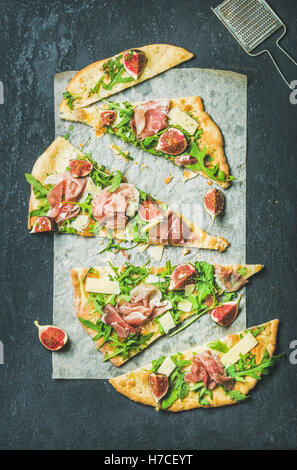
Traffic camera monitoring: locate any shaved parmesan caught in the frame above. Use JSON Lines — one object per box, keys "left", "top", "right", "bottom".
{"left": 221, "top": 333, "right": 258, "bottom": 367}
{"left": 185, "top": 284, "right": 195, "bottom": 296}
{"left": 137, "top": 243, "right": 149, "bottom": 252}
{"left": 158, "top": 312, "right": 175, "bottom": 334}
{"left": 70, "top": 214, "right": 89, "bottom": 232}
{"left": 168, "top": 107, "right": 198, "bottom": 135}
{"left": 85, "top": 277, "right": 120, "bottom": 295}
{"left": 157, "top": 356, "right": 176, "bottom": 377}
{"left": 141, "top": 218, "right": 163, "bottom": 233}
{"left": 177, "top": 299, "right": 193, "bottom": 313}
{"left": 145, "top": 274, "right": 162, "bottom": 284}
{"left": 85, "top": 177, "right": 101, "bottom": 197}
{"left": 148, "top": 245, "right": 164, "bottom": 262}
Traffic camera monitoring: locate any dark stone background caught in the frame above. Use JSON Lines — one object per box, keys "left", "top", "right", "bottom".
{"left": 0, "top": 0, "right": 296, "bottom": 450}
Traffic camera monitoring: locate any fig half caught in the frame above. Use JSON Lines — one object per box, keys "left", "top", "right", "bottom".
{"left": 34, "top": 321, "right": 68, "bottom": 351}
{"left": 204, "top": 188, "right": 225, "bottom": 224}
{"left": 210, "top": 295, "right": 241, "bottom": 327}
{"left": 123, "top": 49, "right": 147, "bottom": 80}
{"left": 156, "top": 128, "right": 187, "bottom": 155}
{"left": 69, "top": 159, "right": 93, "bottom": 178}
{"left": 138, "top": 199, "right": 163, "bottom": 222}
{"left": 148, "top": 372, "right": 169, "bottom": 411}
{"left": 169, "top": 264, "right": 197, "bottom": 290}
{"left": 31, "top": 216, "right": 57, "bottom": 233}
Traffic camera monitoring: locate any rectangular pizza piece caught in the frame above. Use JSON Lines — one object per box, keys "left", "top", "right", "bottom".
{"left": 71, "top": 261, "right": 263, "bottom": 366}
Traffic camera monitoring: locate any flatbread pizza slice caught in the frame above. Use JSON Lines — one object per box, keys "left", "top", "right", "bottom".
{"left": 71, "top": 260, "right": 263, "bottom": 366}
{"left": 109, "top": 319, "right": 283, "bottom": 411}
{"left": 60, "top": 96, "right": 232, "bottom": 188}
{"left": 59, "top": 44, "right": 193, "bottom": 114}
{"left": 25, "top": 136, "right": 229, "bottom": 252}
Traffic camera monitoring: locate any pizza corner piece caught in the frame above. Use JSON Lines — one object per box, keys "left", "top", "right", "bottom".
{"left": 25, "top": 136, "right": 229, "bottom": 252}
{"left": 60, "top": 95, "right": 233, "bottom": 189}
{"left": 71, "top": 260, "right": 264, "bottom": 367}
{"left": 58, "top": 44, "right": 194, "bottom": 114}
{"left": 109, "top": 319, "right": 283, "bottom": 412}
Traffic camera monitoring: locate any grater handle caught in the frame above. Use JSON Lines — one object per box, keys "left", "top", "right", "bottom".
{"left": 249, "top": 25, "right": 297, "bottom": 89}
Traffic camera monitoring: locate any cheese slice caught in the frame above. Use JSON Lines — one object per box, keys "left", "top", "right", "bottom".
{"left": 168, "top": 107, "right": 198, "bottom": 135}
{"left": 185, "top": 284, "right": 195, "bottom": 296}
{"left": 137, "top": 243, "right": 149, "bottom": 253}
{"left": 158, "top": 311, "right": 175, "bottom": 334}
{"left": 157, "top": 356, "right": 176, "bottom": 377}
{"left": 141, "top": 218, "right": 163, "bottom": 233}
{"left": 70, "top": 214, "right": 89, "bottom": 232}
{"left": 85, "top": 177, "right": 101, "bottom": 197}
{"left": 177, "top": 299, "right": 193, "bottom": 313}
{"left": 221, "top": 333, "right": 258, "bottom": 367}
{"left": 148, "top": 244, "right": 164, "bottom": 262}
{"left": 85, "top": 277, "right": 120, "bottom": 295}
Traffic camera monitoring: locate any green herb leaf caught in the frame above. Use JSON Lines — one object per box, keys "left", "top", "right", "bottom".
{"left": 207, "top": 339, "right": 229, "bottom": 353}
{"left": 108, "top": 170, "right": 123, "bottom": 192}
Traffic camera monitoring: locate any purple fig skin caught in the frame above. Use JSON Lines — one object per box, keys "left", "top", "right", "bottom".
{"left": 31, "top": 217, "right": 58, "bottom": 233}
{"left": 69, "top": 159, "right": 93, "bottom": 178}
{"left": 34, "top": 321, "right": 68, "bottom": 351}
{"left": 204, "top": 188, "right": 225, "bottom": 224}
{"left": 156, "top": 128, "right": 187, "bottom": 156}
{"left": 123, "top": 49, "right": 147, "bottom": 80}
{"left": 210, "top": 296, "right": 241, "bottom": 327}
{"left": 148, "top": 373, "right": 169, "bottom": 410}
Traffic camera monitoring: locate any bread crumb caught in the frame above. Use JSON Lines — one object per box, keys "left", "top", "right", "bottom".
{"left": 110, "top": 144, "right": 120, "bottom": 155}
{"left": 207, "top": 180, "right": 213, "bottom": 186}
{"left": 140, "top": 163, "right": 148, "bottom": 170}
{"left": 182, "top": 247, "right": 190, "bottom": 256}
{"left": 164, "top": 176, "right": 173, "bottom": 185}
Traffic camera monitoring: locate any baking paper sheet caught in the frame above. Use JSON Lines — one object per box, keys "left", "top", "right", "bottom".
{"left": 52, "top": 68, "right": 247, "bottom": 379}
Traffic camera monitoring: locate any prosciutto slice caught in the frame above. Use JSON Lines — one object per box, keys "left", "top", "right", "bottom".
{"left": 214, "top": 265, "right": 248, "bottom": 292}
{"left": 46, "top": 172, "right": 87, "bottom": 224}
{"left": 92, "top": 183, "right": 139, "bottom": 230}
{"left": 117, "top": 283, "right": 172, "bottom": 327}
{"left": 148, "top": 210, "right": 193, "bottom": 245}
{"left": 184, "top": 350, "right": 234, "bottom": 391}
{"left": 131, "top": 100, "right": 169, "bottom": 140}
{"left": 102, "top": 304, "right": 139, "bottom": 339}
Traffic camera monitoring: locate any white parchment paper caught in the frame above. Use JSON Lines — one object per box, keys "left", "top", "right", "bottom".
{"left": 52, "top": 68, "right": 247, "bottom": 379}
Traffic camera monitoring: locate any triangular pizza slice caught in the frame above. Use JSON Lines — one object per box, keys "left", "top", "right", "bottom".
{"left": 71, "top": 260, "right": 263, "bottom": 366}
{"left": 25, "top": 136, "right": 229, "bottom": 252}
{"left": 109, "top": 319, "right": 282, "bottom": 411}
{"left": 59, "top": 44, "right": 193, "bottom": 114}
{"left": 60, "top": 96, "right": 232, "bottom": 188}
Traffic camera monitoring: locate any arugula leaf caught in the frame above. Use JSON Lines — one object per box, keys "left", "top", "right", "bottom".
{"left": 82, "top": 267, "right": 100, "bottom": 283}
{"left": 25, "top": 173, "right": 51, "bottom": 199}
{"left": 108, "top": 170, "right": 123, "bottom": 192}
{"left": 227, "top": 390, "right": 249, "bottom": 402}
{"left": 161, "top": 353, "right": 191, "bottom": 409}
{"left": 186, "top": 141, "right": 234, "bottom": 183}
{"left": 207, "top": 339, "right": 229, "bottom": 353}
{"left": 226, "top": 351, "right": 285, "bottom": 382}
{"left": 103, "top": 332, "right": 153, "bottom": 361}
{"left": 63, "top": 91, "right": 80, "bottom": 110}
{"left": 151, "top": 356, "right": 166, "bottom": 372}
{"left": 237, "top": 267, "right": 247, "bottom": 277}
{"left": 223, "top": 292, "right": 237, "bottom": 302}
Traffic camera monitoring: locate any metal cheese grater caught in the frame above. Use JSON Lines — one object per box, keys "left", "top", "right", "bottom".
{"left": 212, "top": 0, "right": 297, "bottom": 88}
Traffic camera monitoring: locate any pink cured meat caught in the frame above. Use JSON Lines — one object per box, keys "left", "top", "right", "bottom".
{"left": 46, "top": 172, "right": 87, "bottom": 224}
{"left": 91, "top": 183, "right": 137, "bottom": 230}
{"left": 131, "top": 100, "right": 170, "bottom": 139}
{"left": 117, "top": 283, "right": 172, "bottom": 328}
{"left": 102, "top": 304, "right": 139, "bottom": 339}
{"left": 184, "top": 350, "right": 234, "bottom": 391}
{"left": 214, "top": 265, "right": 248, "bottom": 292}
{"left": 148, "top": 210, "right": 193, "bottom": 245}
